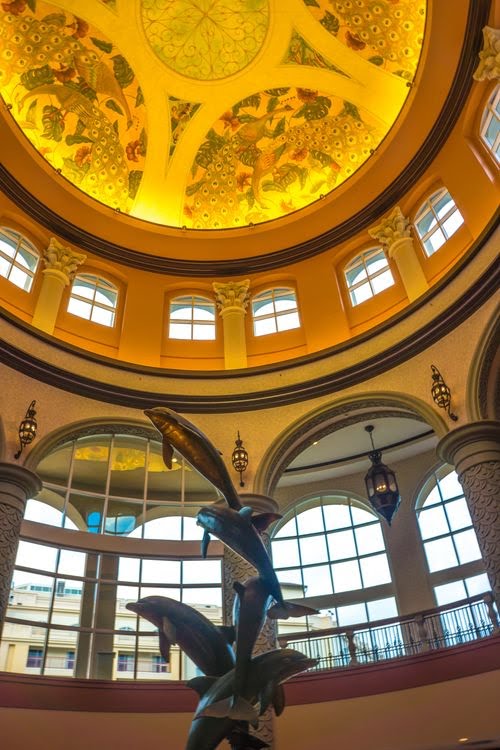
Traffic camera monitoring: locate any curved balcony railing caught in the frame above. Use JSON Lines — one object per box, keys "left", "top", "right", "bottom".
{"left": 278, "top": 593, "right": 499, "bottom": 671}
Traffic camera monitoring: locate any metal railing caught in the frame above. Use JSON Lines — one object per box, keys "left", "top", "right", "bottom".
{"left": 278, "top": 593, "right": 498, "bottom": 671}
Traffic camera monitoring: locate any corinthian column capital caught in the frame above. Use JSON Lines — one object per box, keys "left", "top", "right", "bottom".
{"left": 473, "top": 26, "right": 500, "bottom": 82}
{"left": 43, "top": 238, "right": 86, "bottom": 282}
{"left": 368, "top": 206, "right": 411, "bottom": 249}
{"left": 213, "top": 279, "right": 250, "bottom": 313}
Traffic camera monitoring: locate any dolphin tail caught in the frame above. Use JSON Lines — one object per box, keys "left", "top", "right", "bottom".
{"left": 267, "top": 601, "right": 319, "bottom": 620}
{"left": 201, "top": 529, "right": 211, "bottom": 558}
{"left": 201, "top": 695, "right": 259, "bottom": 725}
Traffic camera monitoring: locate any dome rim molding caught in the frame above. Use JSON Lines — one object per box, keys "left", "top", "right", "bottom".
{"left": 0, "top": 222, "right": 497, "bottom": 414}
{"left": 0, "top": 0, "right": 490, "bottom": 276}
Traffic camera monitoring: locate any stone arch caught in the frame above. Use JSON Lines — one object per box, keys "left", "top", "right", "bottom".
{"left": 254, "top": 391, "right": 448, "bottom": 497}
{"left": 466, "top": 308, "right": 500, "bottom": 421}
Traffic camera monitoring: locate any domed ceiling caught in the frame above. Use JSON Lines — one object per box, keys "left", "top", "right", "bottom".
{"left": 0, "top": 0, "right": 426, "bottom": 230}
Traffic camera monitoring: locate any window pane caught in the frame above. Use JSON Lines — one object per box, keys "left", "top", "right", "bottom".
{"left": 351, "top": 282, "right": 372, "bottom": 305}
{"left": 337, "top": 602, "right": 367, "bottom": 626}
{"left": 169, "top": 322, "right": 192, "bottom": 339}
{"left": 355, "top": 524, "right": 385, "bottom": 555}
{"left": 424, "top": 537, "right": 458, "bottom": 572}
{"left": 327, "top": 529, "right": 356, "bottom": 560}
{"left": 254, "top": 317, "right": 277, "bottom": 336}
{"left": 416, "top": 210, "right": 437, "bottom": 237}
{"left": 296, "top": 507, "right": 324, "bottom": 535}
{"left": 434, "top": 580, "right": 467, "bottom": 606}
{"left": 141, "top": 559, "right": 180, "bottom": 584}
{"left": 68, "top": 297, "right": 92, "bottom": 320}
{"left": 276, "top": 311, "right": 300, "bottom": 332}
{"left": 465, "top": 573, "right": 490, "bottom": 597}
{"left": 331, "top": 560, "right": 362, "bottom": 592}
{"left": 454, "top": 529, "right": 482, "bottom": 564}
{"left": 58, "top": 549, "right": 86, "bottom": 577}
{"left": 370, "top": 269, "right": 394, "bottom": 294}
{"left": 299, "top": 534, "right": 328, "bottom": 565}
{"left": 323, "top": 504, "right": 351, "bottom": 530}
{"left": 193, "top": 323, "right": 215, "bottom": 340}
{"left": 171, "top": 305, "right": 193, "bottom": 320}
{"left": 367, "top": 596, "right": 398, "bottom": 621}
{"left": 9, "top": 266, "right": 31, "bottom": 290}
{"left": 276, "top": 567, "right": 303, "bottom": 588}
{"left": 439, "top": 472, "right": 463, "bottom": 499}
{"left": 272, "top": 538, "right": 301, "bottom": 568}
{"left": 350, "top": 507, "right": 376, "bottom": 525}
{"left": 424, "top": 228, "right": 445, "bottom": 255}
{"left": 434, "top": 192, "right": 454, "bottom": 218}
{"left": 418, "top": 505, "right": 449, "bottom": 539}
{"left": 91, "top": 306, "right": 114, "bottom": 327}
{"left": 183, "top": 560, "right": 220, "bottom": 584}
{"left": 360, "top": 554, "right": 391, "bottom": 587}
{"left": 302, "top": 564, "right": 332, "bottom": 596}
{"left": 182, "top": 516, "right": 204, "bottom": 540}
{"left": 0, "top": 255, "right": 11, "bottom": 277}
{"left": 118, "top": 556, "right": 141, "bottom": 582}
{"left": 72, "top": 280, "right": 95, "bottom": 300}
{"left": 24, "top": 499, "right": 64, "bottom": 527}
{"left": 445, "top": 499, "right": 472, "bottom": 531}
{"left": 16, "top": 541, "right": 58, "bottom": 573}
{"left": 442, "top": 211, "right": 463, "bottom": 238}
{"left": 274, "top": 518, "right": 297, "bottom": 538}
{"left": 182, "top": 587, "right": 221, "bottom": 607}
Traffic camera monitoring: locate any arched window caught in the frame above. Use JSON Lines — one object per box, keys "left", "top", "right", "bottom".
{"left": 272, "top": 496, "right": 396, "bottom": 629}
{"left": 68, "top": 273, "right": 118, "bottom": 327}
{"left": 416, "top": 468, "right": 489, "bottom": 606}
{"left": 169, "top": 295, "right": 216, "bottom": 340}
{"left": 0, "top": 226, "right": 39, "bottom": 292}
{"left": 251, "top": 287, "right": 300, "bottom": 336}
{"left": 413, "top": 188, "right": 464, "bottom": 256}
{"left": 344, "top": 247, "right": 394, "bottom": 306}
{"left": 480, "top": 84, "right": 499, "bottom": 163}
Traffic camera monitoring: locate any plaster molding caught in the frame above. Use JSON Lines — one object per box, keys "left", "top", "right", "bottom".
{"left": 43, "top": 237, "right": 86, "bottom": 281}
{"left": 473, "top": 26, "right": 500, "bottom": 81}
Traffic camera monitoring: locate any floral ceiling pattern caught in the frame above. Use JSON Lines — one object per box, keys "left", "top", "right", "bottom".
{"left": 0, "top": 0, "right": 426, "bottom": 230}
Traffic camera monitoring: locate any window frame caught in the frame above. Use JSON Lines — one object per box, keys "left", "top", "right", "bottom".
{"left": 251, "top": 286, "right": 301, "bottom": 337}
{"left": 168, "top": 294, "right": 217, "bottom": 341}
{"left": 67, "top": 273, "right": 118, "bottom": 328}
{"left": 413, "top": 188, "right": 464, "bottom": 257}
{"left": 0, "top": 226, "right": 39, "bottom": 293}
{"left": 344, "top": 247, "right": 395, "bottom": 307}
{"left": 479, "top": 83, "right": 500, "bottom": 164}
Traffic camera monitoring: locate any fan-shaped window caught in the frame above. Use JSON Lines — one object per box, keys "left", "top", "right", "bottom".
{"left": 416, "top": 469, "right": 488, "bottom": 605}
{"left": 344, "top": 248, "right": 394, "bottom": 306}
{"left": 480, "top": 85, "right": 500, "bottom": 163}
{"left": 272, "top": 496, "right": 395, "bottom": 630}
{"left": 251, "top": 287, "right": 300, "bottom": 336}
{"left": 169, "top": 295, "right": 216, "bottom": 340}
{"left": 414, "top": 188, "right": 464, "bottom": 256}
{"left": 0, "top": 227, "right": 39, "bottom": 292}
{"left": 68, "top": 274, "right": 118, "bottom": 327}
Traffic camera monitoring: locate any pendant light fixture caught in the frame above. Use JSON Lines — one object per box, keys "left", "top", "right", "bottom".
{"left": 231, "top": 432, "right": 248, "bottom": 487}
{"left": 364, "top": 424, "right": 400, "bottom": 525}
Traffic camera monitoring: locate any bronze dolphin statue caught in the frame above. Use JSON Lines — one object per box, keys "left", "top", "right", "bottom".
{"left": 144, "top": 406, "right": 242, "bottom": 510}
{"left": 126, "top": 595, "right": 235, "bottom": 677}
{"left": 186, "top": 649, "right": 317, "bottom": 750}
{"left": 196, "top": 506, "right": 318, "bottom": 621}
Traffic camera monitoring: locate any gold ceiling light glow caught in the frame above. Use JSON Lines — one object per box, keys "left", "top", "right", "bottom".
{"left": 14, "top": 400, "right": 38, "bottom": 460}
{"left": 431, "top": 365, "right": 458, "bottom": 421}
{"left": 232, "top": 432, "right": 249, "bottom": 487}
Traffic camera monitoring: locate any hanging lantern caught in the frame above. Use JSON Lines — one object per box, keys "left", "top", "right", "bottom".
{"left": 14, "top": 400, "right": 38, "bottom": 459}
{"left": 231, "top": 432, "right": 248, "bottom": 487}
{"left": 364, "top": 425, "right": 400, "bottom": 525}
{"left": 431, "top": 365, "right": 458, "bottom": 421}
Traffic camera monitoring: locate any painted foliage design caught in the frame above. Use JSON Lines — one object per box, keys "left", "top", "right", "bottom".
{"left": 184, "top": 87, "right": 383, "bottom": 229}
{"left": 284, "top": 29, "right": 348, "bottom": 75}
{"left": 303, "top": 0, "right": 426, "bottom": 80}
{"left": 0, "top": 0, "right": 147, "bottom": 211}
{"left": 168, "top": 95, "right": 201, "bottom": 158}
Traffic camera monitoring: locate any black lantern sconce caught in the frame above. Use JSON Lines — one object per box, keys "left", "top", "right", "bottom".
{"left": 431, "top": 365, "right": 458, "bottom": 421}
{"left": 14, "top": 400, "right": 38, "bottom": 460}
{"left": 231, "top": 432, "right": 248, "bottom": 487}
{"left": 364, "top": 425, "right": 400, "bottom": 525}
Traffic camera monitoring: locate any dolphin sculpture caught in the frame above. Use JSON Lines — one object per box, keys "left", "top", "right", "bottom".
{"left": 197, "top": 505, "right": 318, "bottom": 621}
{"left": 144, "top": 407, "right": 243, "bottom": 510}
{"left": 126, "top": 595, "right": 235, "bottom": 677}
{"left": 186, "top": 649, "right": 317, "bottom": 750}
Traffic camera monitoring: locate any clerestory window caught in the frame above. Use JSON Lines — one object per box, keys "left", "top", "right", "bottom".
{"left": 169, "top": 295, "right": 216, "bottom": 340}
{"left": 68, "top": 273, "right": 118, "bottom": 327}
{"left": 414, "top": 188, "right": 464, "bottom": 256}
{"left": 0, "top": 226, "right": 39, "bottom": 292}
{"left": 344, "top": 247, "right": 394, "bottom": 306}
{"left": 251, "top": 287, "right": 300, "bottom": 336}
{"left": 480, "top": 84, "right": 500, "bottom": 163}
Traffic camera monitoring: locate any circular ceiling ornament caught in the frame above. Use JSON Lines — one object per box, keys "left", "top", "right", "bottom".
{"left": 140, "top": 0, "right": 270, "bottom": 80}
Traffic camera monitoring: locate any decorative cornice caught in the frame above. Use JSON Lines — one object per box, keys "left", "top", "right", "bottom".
{"left": 0, "top": 254, "right": 497, "bottom": 414}
{"left": 0, "top": 0, "right": 490, "bottom": 277}
{"left": 473, "top": 26, "right": 500, "bottom": 81}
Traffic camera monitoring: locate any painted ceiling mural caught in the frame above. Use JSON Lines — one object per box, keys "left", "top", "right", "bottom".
{"left": 0, "top": 0, "right": 426, "bottom": 230}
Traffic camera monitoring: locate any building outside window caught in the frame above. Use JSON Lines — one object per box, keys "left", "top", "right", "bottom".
{"left": 413, "top": 188, "right": 464, "bottom": 256}
{"left": 480, "top": 84, "right": 499, "bottom": 163}
{"left": 67, "top": 274, "right": 118, "bottom": 327}
{"left": 344, "top": 248, "right": 394, "bottom": 306}
{"left": 117, "top": 653, "right": 134, "bottom": 672}
{"left": 251, "top": 287, "right": 300, "bottom": 336}
{"left": 26, "top": 648, "right": 43, "bottom": 668}
{"left": 169, "top": 295, "right": 216, "bottom": 340}
{"left": 0, "top": 227, "right": 39, "bottom": 292}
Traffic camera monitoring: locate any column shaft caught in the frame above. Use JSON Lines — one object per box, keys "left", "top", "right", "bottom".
{"left": 32, "top": 269, "right": 69, "bottom": 334}
{"left": 220, "top": 307, "right": 248, "bottom": 369}
{"left": 389, "top": 236, "right": 428, "bottom": 301}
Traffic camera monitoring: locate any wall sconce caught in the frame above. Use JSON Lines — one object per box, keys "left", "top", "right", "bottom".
{"left": 14, "top": 400, "right": 38, "bottom": 460}
{"left": 431, "top": 365, "right": 458, "bottom": 421}
{"left": 364, "top": 425, "right": 400, "bottom": 525}
{"left": 231, "top": 432, "right": 248, "bottom": 487}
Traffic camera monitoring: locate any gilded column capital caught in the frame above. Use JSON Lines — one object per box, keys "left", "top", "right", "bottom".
{"left": 43, "top": 237, "right": 86, "bottom": 282}
{"left": 473, "top": 26, "right": 500, "bottom": 82}
{"left": 213, "top": 279, "right": 250, "bottom": 314}
{"left": 368, "top": 206, "right": 411, "bottom": 249}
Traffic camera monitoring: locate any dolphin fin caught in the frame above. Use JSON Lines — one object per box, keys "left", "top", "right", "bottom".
{"left": 272, "top": 684, "right": 286, "bottom": 716}
{"left": 201, "top": 696, "right": 259, "bottom": 724}
{"left": 267, "top": 601, "right": 319, "bottom": 620}
{"left": 162, "top": 441, "right": 174, "bottom": 469}
{"left": 218, "top": 624, "right": 236, "bottom": 644}
{"left": 251, "top": 512, "right": 282, "bottom": 533}
{"left": 158, "top": 631, "right": 172, "bottom": 663}
{"left": 188, "top": 675, "right": 217, "bottom": 698}
{"left": 201, "top": 529, "right": 211, "bottom": 558}
{"left": 228, "top": 728, "right": 269, "bottom": 750}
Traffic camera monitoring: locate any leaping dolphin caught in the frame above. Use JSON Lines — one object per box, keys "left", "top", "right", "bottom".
{"left": 126, "top": 595, "right": 235, "bottom": 677}
{"left": 186, "top": 649, "right": 317, "bottom": 750}
{"left": 144, "top": 406, "right": 243, "bottom": 510}
{"left": 196, "top": 505, "right": 319, "bottom": 621}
